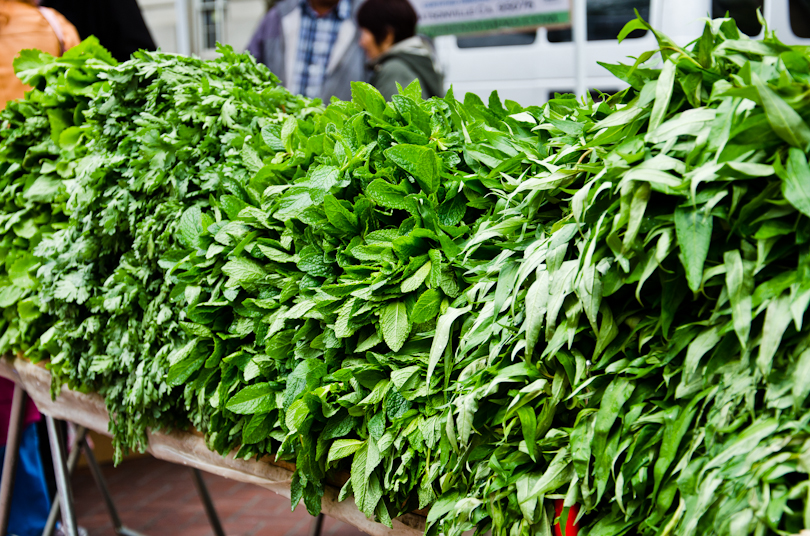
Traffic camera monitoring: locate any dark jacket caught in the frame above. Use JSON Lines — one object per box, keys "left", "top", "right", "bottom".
{"left": 246, "top": 0, "right": 367, "bottom": 102}
{"left": 39, "top": 0, "right": 156, "bottom": 62}
{"left": 369, "top": 36, "right": 443, "bottom": 101}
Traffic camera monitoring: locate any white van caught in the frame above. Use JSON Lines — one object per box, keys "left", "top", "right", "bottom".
{"left": 434, "top": 0, "right": 810, "bottom": 105}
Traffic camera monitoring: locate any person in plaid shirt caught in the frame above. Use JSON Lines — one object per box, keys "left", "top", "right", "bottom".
{"left": 247, "top": 0, "right": 368, "bottom": 102}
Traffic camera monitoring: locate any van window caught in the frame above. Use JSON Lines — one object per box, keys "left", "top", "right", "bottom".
{"left": 547, "top": 0, "right": 650, "bottom": 42}
{"left": 712, "top": 0, "right": 763, "bottom": 36}
{"left": 457, "top": 31, "right": 537, "bottom": 49}
{"left": 790, "top": 0, "right": 810, "bottom": 38}
{"left": 453, "top": 0, "right": 650, "bottom": 48}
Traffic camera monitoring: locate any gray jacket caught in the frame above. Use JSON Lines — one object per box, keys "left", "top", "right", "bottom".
{"left": 369, "top": 36, "right": 444, "bottom": 101}
{"left": 246, "top": 0, "right": 368, "bottom": 102}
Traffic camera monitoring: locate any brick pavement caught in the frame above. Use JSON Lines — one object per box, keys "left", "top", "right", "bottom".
{"left": 71, "top": 456, "right": 365, "bottom": 536}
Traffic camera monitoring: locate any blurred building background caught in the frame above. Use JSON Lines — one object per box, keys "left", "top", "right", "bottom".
{"left": 131, "top": 0, "right": 809, "bottom": 102}
{"left": 136, "top": 0, "right": 272, "bottom": 58}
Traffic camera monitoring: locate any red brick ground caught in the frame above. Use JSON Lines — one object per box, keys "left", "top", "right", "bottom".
{"left": 71, "top": 456, "right": 365, "bottom": 536}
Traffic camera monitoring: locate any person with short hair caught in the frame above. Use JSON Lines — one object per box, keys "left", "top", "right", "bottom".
{"left": 247, "top": 0, "right": 368, "bottom": 102}
{"left": 356, "top": 0, "right": 443, "bottom": 100}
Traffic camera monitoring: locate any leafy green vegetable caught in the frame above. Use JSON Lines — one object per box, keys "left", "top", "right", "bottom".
{"left": 0, "top": 38, "right": 116, "bottom": 360}
{"left": 5, "top": 13, "right": 810, "bottom": 536}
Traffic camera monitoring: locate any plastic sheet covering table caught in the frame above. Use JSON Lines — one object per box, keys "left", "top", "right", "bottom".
{"left": 0, "top": 356, "right": 427, "bottom": 536}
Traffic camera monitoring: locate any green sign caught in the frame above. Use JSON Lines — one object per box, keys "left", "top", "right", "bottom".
{"left": 413, "top": 0, "right": 571, "bottom": 37}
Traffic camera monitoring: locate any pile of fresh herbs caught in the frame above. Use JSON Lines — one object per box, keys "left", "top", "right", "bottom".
{"left": 4, "top": 14, "right": 810, "bottom": 536}
{"left": 0, "top": 38, "right": 116, "bottom": 360}
{"left": 12, "top": 42, "right": 320, "bottom": 453}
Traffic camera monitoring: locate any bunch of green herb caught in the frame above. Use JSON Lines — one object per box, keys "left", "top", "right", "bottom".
{"left": 0, "top": 39, "right": 115, "bottom": 360}
{"left": 32, "top": 45, "right": 319, "bottom": 456}
{"left": 5, "top": 13, "right": 810, "bottom": 536}
{"left": 424, "top": 15, "right": 810, "bottom": 536}
{"left": 162, "top": 80, "right": 563, "bottom": 521}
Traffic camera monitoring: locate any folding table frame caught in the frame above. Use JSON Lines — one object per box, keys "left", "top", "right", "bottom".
{"left": 0, "top": 382, "right": 234, "bottom": 536}
{"left": 0, "top": 361, "right": 385, "bottom": 536}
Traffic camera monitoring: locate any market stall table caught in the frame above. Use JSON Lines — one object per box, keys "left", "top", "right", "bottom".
{"left": 0, "top": 357, "right": 426, "bottom": 536}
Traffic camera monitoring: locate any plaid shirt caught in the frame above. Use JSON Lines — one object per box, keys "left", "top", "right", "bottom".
{"left": 292, "top": 0, "right": 352, "bottom": 99}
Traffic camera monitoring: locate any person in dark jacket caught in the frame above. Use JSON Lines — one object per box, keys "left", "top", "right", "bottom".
{"left": 39, "top": 0, "right": 155, "bottom": 61}
{"left": 356, "top": 0, "right": 443, "bottom": 100}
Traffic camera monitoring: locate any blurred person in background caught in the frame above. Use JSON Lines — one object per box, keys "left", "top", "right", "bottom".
{"left": 0, "top": 5, "right": 78, "bottom": 533}
{"left": 0, "top": 0, "right": 79, "bottom": 107}
{"left": 38, "top": 0, "right": 156, "bottom": 62}
{"left": 246, "top": 0, "right": 367, "bottom": 102}
{"left": 356, "top": 0, "right": 442, "bottom": 100}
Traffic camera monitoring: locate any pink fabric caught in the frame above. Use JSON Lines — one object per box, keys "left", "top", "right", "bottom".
{"left": 0, "top": 377, "right": 40, "bottom": 446}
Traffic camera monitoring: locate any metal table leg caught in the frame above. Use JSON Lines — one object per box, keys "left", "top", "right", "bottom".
{"left": 309, "top": 513, "right": 325, "bottom": 536}
{"left": 42, "top": 426, "right": 88, "bottom": 536}
{"left": 42, "top": 418, "right": 229, "bottom": 536}
{"left": 80, "top": 435, "right": 147, "bottom": 536}
{"left": 191, "top": 468, "right": 226, "bottom": 536}
{"left": 46, "top": 416, "right": 79, "bottom": 536}
{"left": 0, "top": 384, "right": 26, "bottom": 535}
{"left": 81, "top": 435, "right": 122, "bottom": 530}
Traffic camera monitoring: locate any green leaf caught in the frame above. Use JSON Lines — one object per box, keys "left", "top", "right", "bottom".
{"left": 327, "top": 439, "right": 365, "bottom": 464}
{"left": 675, "top": 206, "right": 713, "bottom": 293}
{"left": 380, "top": 301, "right": 410, "bottom": 352}
{"left": 220, "top": 195, "right": 248, "bottom": 220}
{"left": 782, "top": 148, "right": 810, "bottom": 217}
{"left": 683, "top": 325, "right": 722, "bottom": 378}
{"left": 284, "top": 359, "right": 327, "bottom": 410}
{"left": 285, "top": 398, "right": 310, "bottom": 433}
{"left": 351, "top": 82, "right": 386, "bottom": 118}
{"left": 9, "top": 256, "right": 38, "bottom": 290}
{"left": 518, "top": 406, "right": 537, "bottom": 461}
{"left": 653, "top": 396, "right": 702, "bottom": 500}
{"left": 757, "top": 292, "right": 791, "bottom": 375}
{"left": 257, "top": 244, "right": 296, "bottom": 263}
{"left": 384, "top": 144, "right": 440, "bottom": 194}
{"left": 792, "top": 349, "right": 810, "bottom": 409}
{"left": 179, "top": 206, "right": 203, "bottom": 249}
{"left": 356, "top": 331, "right": 382, "bottom": 352}
{"left": 725, "top": 249, "right": 753, "bottom": 348}
{"left": 427, "top": 306, "right": 470, "bottom": 387}
{"left": 524, "top": 271, "right": 549, "bottom": 359}
{"left": 226, "top": 383, "right": 277, "bottom": 414}
{"left": 617, "top": 18, "right": 648, "bottom": 43}
{"left": 593, "top": 378, "right": 635, "bottom": 502}
{"left": 649, "top": 60, "right": 676, "bottom": 132}
{"left": 366, "top": 179, "right": 409, "bottom": 210}
{"left": 167, "top": 340, "right": 204, "bottom": 387}
{"left": 243, "top": 413, "right": 274, "bottom": 444}
{"left": 24, "top": 175, "right": 62, "bottom": 203}
{"left": 411, "top": 289, "right": 442, "bottom": 324}
{"left": 324, "top": 195, "right": 358, "bottom": 232}
{"left": 401, "top": 260, "right": 431, "bottom": 293}
{"left": 623, "top": 182, "right": 651, "bottom": 251}
{"left": 222, "top": 257, "right": 267, "bottom": 286}
{"left": 753, "top": 73, "right": 810, "bottom": 149}
{"left": 307, "top": 165, "right": 341, "bottom": 202}
{"left": 350, "top": 442, "right": 381, "bottom": 513}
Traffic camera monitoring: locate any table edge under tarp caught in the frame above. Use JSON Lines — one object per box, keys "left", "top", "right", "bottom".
{"left": 0, "top": 356, "right": 426, "bottom": 536}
